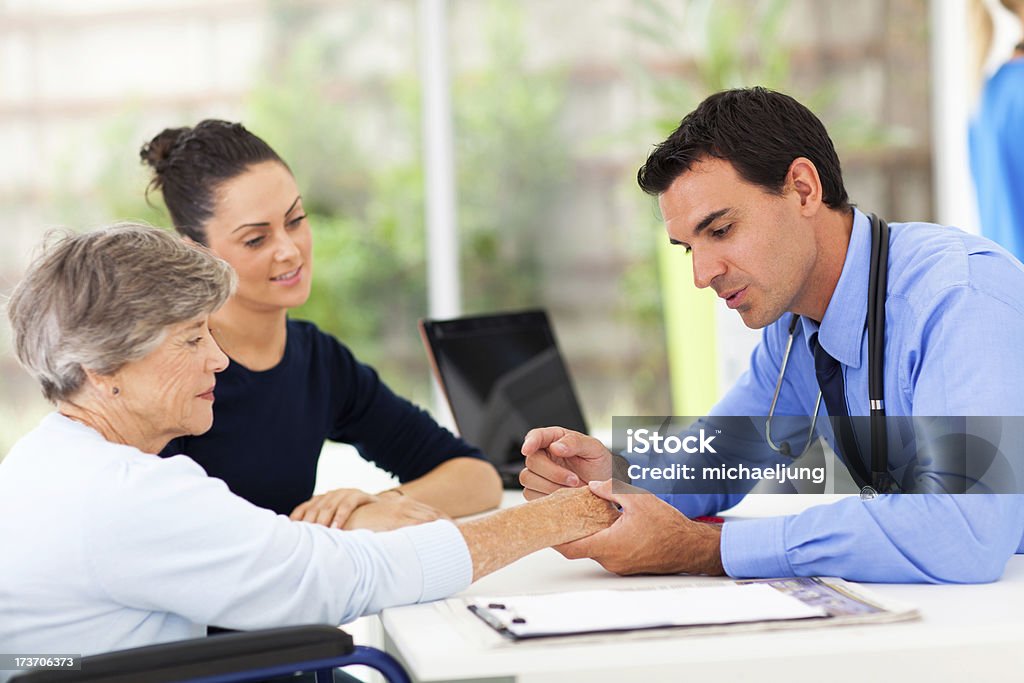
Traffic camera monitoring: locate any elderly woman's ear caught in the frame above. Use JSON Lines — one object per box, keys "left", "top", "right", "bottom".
{"left": 79, "top": 369, "right": 121, "bottom": 399}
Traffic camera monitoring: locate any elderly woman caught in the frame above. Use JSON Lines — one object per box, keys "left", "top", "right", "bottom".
{"left": 0, "top": 224, "right": 616, "bottom": 658}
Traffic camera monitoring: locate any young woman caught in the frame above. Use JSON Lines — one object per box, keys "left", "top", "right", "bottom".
{"left": 141, "top": 120, "right": 502, "bottom": 531}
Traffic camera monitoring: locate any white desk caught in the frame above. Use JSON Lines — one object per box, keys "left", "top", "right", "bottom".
{"left": 380, "top": 493, "right": 1024, "bottom": 683}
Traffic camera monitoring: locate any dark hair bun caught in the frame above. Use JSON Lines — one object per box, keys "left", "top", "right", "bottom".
{"left": 139, "top": 126, "right": 192, "bottom": 175}
{"left": 140, "top": 119, "right": 283, "bottom": 243}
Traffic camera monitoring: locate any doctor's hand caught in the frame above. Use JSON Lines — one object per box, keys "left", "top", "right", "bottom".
{"left": 555, "top": 480, "right": 725, "bottom": 576}
{"left": 519, "top": 426, "right": 613, "bottom": 501}
{"left": 289, "top": 487, "right": 377, "bottom": 529}
{"left": 341, "top": 494, "right": 449, "bottom": 532}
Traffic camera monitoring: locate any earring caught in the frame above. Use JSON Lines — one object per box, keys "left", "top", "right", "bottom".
{"left": 112, "top": 387, "right": 120, "bottom": 396}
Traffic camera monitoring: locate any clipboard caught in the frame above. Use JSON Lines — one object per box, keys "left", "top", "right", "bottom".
{"left": 467, "top": 577, "right": 919, "bottom": 640}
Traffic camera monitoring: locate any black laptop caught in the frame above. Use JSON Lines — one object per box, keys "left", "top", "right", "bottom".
{"left": 419, "top": 309, "right": 588, "bottom": 488}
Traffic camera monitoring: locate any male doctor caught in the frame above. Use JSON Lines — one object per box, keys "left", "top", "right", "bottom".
{"left": 521, "top": 87, "right": 1024, "bottom": 583}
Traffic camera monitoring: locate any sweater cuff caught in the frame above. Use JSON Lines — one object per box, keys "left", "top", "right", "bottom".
{"left": 720, "top": 516, "right": 793, "bottom": 578}
{"left": 399, "top": 520, "right": 472, "bottom": 602}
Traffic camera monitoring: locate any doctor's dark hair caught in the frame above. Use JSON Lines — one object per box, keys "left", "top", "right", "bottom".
{"left": 637, "top": 87, "right": 850, "bottom": 212}
{"left": 141, "top": 120, "right": 287, "bottom": 244}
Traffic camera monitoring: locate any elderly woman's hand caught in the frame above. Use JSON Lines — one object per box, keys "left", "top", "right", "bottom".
{"left": 289, "top": 488, "right": 379, "bottom": 529}
{"left": 341, "top": 495, "right": 449, "bottom": 532}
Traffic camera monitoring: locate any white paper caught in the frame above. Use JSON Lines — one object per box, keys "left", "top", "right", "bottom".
{"left": 470, "top": 583, "right": 827, "bottom": 638}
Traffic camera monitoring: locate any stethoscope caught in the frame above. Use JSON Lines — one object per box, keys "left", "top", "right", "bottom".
{"left": 764, "top": 212, "right": 895, "bottom": 496}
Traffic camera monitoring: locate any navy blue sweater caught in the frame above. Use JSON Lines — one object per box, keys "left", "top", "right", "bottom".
{"left": 160, "top": 320, "right": 484, "bottom": 515}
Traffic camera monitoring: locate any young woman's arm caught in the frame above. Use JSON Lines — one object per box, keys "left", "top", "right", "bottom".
{"left": 379, "top": 456, "right": 502, "bottom": 516}
{"left": 291, "top": 458, "right": 502, "bottom": 531}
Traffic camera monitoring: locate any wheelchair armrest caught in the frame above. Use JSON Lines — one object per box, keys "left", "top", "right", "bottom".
{"left": 11, "top": 624, "right": 354, "bottom": 682}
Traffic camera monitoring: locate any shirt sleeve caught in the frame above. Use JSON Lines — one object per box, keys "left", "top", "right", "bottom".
{"left": 723, "top": 494, "right": 1024, "bottom": 583}
{"left": 319, "top": 331, "right": 486, "bottom": 481}
{"left": 83, "top": 455, "right": 473, "bottom": 629}
{"left": 721, "top": 280, "right": 1024, "bottom": 583}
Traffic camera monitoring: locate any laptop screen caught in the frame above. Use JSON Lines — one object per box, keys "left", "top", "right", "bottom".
{"left": 420, "top": 310, "right": 588, "bottom": 479}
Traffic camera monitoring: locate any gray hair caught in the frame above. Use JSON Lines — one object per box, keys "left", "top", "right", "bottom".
{"left": 6, "top": 223, "right": 236, "bottom": 403}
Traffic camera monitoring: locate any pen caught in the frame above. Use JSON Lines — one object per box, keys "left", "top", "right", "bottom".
{"left": 694, "top": 515, "right": 725, "bottom": 524}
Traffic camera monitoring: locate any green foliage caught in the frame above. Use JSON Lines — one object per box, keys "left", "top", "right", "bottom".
{"left": 624, "top": 0, "right": 903, "bottom": 151}
{"left": 616, "top": 0, "right": 798, "bottom": 401}
{"left": 454, "top": 2, "right": 569, "bottom": 313}
{"left": 52, "top": 109, "right": 167, "bottom": 230}
{"left": 618, "top": 0, "right": 910, "bottom": 406}
{"left": 253, "top": 0, "right": 570, "bottom": 384}
{"left": 245, "top": 34, "right": 371, "bottom": 219}
{"left": 292, "top": 158, "right": 430, "bottom": 356}
{"left": 624, "top": 0, "right": 792, "bottom": 139}
{"left": 71, "top": 0, "right": 570, "bottom": 399}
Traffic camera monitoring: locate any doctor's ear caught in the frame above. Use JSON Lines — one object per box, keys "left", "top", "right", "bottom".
{"left": 787, "top": 157, "right": 823, "bottom": 215}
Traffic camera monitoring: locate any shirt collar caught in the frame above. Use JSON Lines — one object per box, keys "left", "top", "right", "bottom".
{"left": 799, "top": 207, "right": 872, "bottom": 368}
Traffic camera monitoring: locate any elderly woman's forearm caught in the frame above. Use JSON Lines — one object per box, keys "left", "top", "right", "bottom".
{"left": 457, "top": 487, "right": 618, "bottom": 581}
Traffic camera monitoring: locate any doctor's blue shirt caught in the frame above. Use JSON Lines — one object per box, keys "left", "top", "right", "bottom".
{"left": 662, "top": 209, "right": 1024, "bottom": 583}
